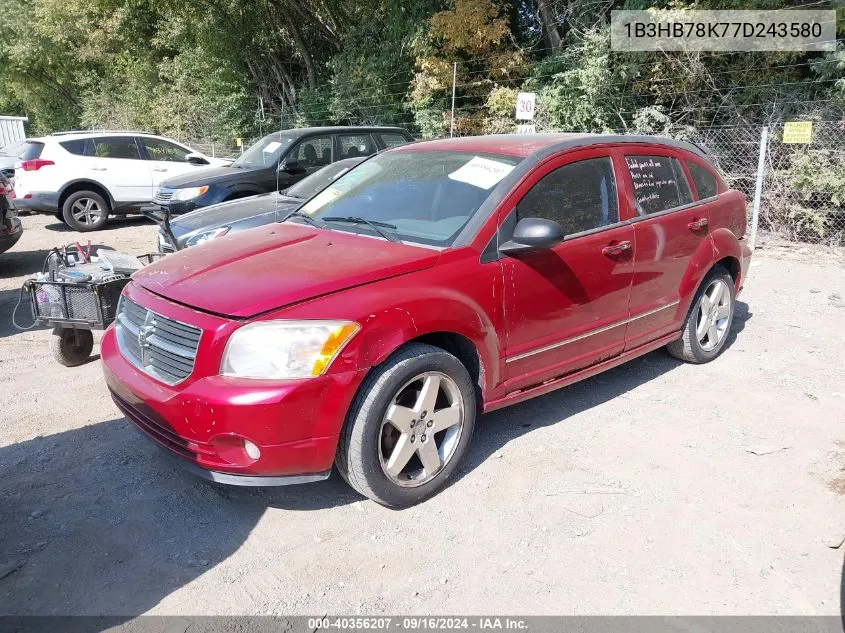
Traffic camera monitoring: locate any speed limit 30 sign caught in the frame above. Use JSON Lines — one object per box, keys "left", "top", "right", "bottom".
{"left": 516, "top": 92, "right": 536, "bottom": 120}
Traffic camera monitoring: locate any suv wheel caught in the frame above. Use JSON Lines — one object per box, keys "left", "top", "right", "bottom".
{"left": 667, "top": 266, "right": 735, "bottom": 363}
{"left": 336, "top": 343, "right": 476, "bottom": 508}
{"left": 62, "top": 191, "right": 110, "bottom": 232}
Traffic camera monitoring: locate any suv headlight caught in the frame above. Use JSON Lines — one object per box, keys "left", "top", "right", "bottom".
{"left": 221, "top": 320, "right": 360, "bottom": 379}
{"left": 186, "top": 226, "right": 230, "bottom": 247}
{"left": 172, "top": 185, "right": 209, "bottom": 201}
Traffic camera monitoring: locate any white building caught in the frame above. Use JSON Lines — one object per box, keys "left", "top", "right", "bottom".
{"left": 0, "top": 116, "right": 28, "bottom": 149}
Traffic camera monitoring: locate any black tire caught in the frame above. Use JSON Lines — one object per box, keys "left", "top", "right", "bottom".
{"left": 50, "top": 327, "right": 94, "bottom": 367}
{"left": 62, "top": 191, "right": 110, "bottom": 232}
{"left": 667, "top": 266, "right": 735, "bottom": 363}
{"left": 336, "top": 343, "right": 477, "bottom": 508}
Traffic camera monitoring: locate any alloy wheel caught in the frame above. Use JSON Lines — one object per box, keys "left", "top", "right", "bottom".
{"left": 70, "top": 198, "right": 103, "bottom": 225}
{"left": 378, "top": 371, "right": 465, "bottom": 487}
{"left": 696, "top": 278, "right": 731, "bottom": 352}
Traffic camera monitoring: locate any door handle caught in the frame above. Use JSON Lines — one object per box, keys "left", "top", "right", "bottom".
{"left": 601, "top": 240, "right": 632, "bottom": 258}
{"left": 91, "top": 167, "right": 107, "bottom": 171}
{"left": 687, "top": 218, "right": 708, "bottom": 231}
{"left": 152, "top": 167, "right": 168, "bottom": 172}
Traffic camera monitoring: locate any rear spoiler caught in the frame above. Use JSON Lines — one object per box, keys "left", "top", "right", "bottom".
{"left": 141, "top": 206, "right": 182, "bottom": 252}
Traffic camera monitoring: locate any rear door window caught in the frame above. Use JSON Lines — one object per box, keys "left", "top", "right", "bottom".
{"left": 338, "top": 134, "right": 377, "bottom": 159}
{"left": 625, "top": 155, "right": 691, "bottom": 215}
{"left": 686, "top": 161, "right": 719, "bottom": 199}
{"left": 93, "top": 137, "right": 142, "bottom": 160}
{"left": 516, "top": 156, "right": 618, "bottom": 236}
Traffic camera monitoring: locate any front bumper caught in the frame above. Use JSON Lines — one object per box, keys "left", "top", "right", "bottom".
{"left": 0, "top": 216, "right": 23, "bottom": 254}
{"left": 153, "top": 200, "right": 198, "bottom": 216}
{"left": 100, "top": 287, "right": 367, "bottom": 483}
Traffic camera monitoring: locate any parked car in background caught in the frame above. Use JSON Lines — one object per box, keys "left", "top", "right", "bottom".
{"left": 0, "top": 139, "right": 27, "bottom": 179}
{"left": 150, "top": 126, "right": 413, "bottom": 218}
{"left": 158, "top": 157, "right": 365, "bottom": 252}
{"left": 0, "top": 172, "right": 23, "bottom": 255}
{"left": 102, "top": 133, "right": 751, "bottom": 507}
{"left": 12, "top": 131, "right": 230, "bottom": 231}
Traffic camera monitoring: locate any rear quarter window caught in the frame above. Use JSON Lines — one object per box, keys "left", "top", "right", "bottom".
{"left": 378, "top": 133, "right": 411, "bottom": 149}
{"left": 20, "top": 142, "right": 45, "bottom": 161}
{"left": 60, "top": 139, "right": 94, "bottom": 156}
{"left": 687, "top": 161, "right": 719, "bottom": 199}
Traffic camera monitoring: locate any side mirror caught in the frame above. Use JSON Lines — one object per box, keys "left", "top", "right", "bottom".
{"left": 499, "top": 217, "right": 565, "bottom": 254}
{"left": 279, "top": 158, "right": 303, "bottom": 174}
{"left": 185, "top": 153, "right": 209, "bottom": 166}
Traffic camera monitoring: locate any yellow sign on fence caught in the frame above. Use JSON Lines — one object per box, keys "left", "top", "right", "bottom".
{"left": 782, "top": 121, "right": 812, "bottom": 144}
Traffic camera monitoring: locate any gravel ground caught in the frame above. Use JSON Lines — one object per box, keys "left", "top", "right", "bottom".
{"left": 0, "top": 213, "right": 843, "bottom": 616}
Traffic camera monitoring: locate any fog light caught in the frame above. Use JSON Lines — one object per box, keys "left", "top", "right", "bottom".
{"left": 243, "top": 439, "right": 261, "bottom": 460}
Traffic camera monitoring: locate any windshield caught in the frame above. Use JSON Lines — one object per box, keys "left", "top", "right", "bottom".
{"left": 0, "top": 140, "right": 27, "bottom": 157}
{"left": 286, "top": 158, "right": 364, "bottom": 199}
{"left": 233, "top": 134, "right": 295, "bottom": 169}
{"left": 298, "top": 151, "right": 521, "bottom": 246}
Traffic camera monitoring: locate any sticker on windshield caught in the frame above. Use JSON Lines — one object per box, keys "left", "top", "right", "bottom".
{"left": 301, "top": 187, "right": 342, "bottom": 214}
{"left": 262, "top": 141, "right": 282, "bottom": 154}
{"left": 448, "top": 156, "right": 515, "bottom": 189}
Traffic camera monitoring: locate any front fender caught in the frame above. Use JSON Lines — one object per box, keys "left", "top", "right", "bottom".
{"left": 276, "top": 269, "right": 502, "bottom": 399}
{"left": 354, "top": 286, "right": 500, "bottom": 392}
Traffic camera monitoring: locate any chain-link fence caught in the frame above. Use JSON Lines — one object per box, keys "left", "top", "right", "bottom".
{"left": 687, "top": 121, "right": 845, "bottom": 247}
{"left": 180, "top": 139, "right": 258, "bottom": 160}
{"left": 180, "top": 119, "right": 845, "bottom": 247}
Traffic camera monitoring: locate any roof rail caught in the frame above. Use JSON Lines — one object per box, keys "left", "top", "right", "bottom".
{"left": 50, "top": 130, "right": 152, "bottom": 136}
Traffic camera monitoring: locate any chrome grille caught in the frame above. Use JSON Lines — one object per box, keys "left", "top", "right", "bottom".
{"left": 153, "top": 188, "right": 173, "bottom": 204}
{"left": 115, "top": 296, "right": 201, "bottom": 385}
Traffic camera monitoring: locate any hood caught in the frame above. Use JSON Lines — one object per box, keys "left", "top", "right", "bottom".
{"left": 133, "top": 223, "right": 440, "bottom": 318}
{"left": 160, "top": 165, "right": 262, "bottom": 189}
{"left": 171, "top": 193, "right": 300, "bottom": 232}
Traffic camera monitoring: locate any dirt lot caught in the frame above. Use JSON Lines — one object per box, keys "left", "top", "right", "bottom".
{"left": 1, "top": 213, "right": 843, "bottom": 616}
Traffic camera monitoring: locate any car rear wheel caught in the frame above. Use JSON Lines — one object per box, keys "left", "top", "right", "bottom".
{"left": 336, "top": 343, "right": 476, "bottom": 508}
{"left": 667, "top": 266, "right": 735, "bottom": 363}
{"left": 50, "top": 327, "right": 94, "bottom": 367}
{"left": 62, "top": 191, "right": 110, "bottom": 232}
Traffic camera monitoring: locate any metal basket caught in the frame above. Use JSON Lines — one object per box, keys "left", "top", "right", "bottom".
{"left": 26, "top": 276, "right": 132, "bottom": 329}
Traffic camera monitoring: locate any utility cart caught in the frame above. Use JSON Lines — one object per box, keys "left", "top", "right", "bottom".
{"left": 20, "top": 245, "right": 163, "bottom": 366}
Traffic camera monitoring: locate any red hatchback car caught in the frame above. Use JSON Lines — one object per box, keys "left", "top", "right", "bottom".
{"left": 102, "top": 134, "right": 751, "bottom": 507}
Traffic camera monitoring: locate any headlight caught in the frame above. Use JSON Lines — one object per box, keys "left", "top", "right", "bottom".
{"left": 186, "top": 226, "right": 230, "bottom": 247}
{"left": 221, "top": 320, "right": 360, "bottom": 379}
{"left": 172, "top": 185, "right": 209, "bottom": 201}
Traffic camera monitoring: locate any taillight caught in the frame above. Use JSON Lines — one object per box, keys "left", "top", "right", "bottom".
{"left": 20, "top": 159, "right": 55, "bottom": 171}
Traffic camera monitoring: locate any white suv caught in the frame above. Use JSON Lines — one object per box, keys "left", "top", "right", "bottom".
{"left": 14, "top": 131, "right": 230, "bottom": 231}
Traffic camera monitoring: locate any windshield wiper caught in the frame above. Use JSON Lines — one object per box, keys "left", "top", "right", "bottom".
{"left": 281, "top": 210, "right": 325, "bottom": 228}
{"left": 322, "top": 216, "right": 401, "bottom": 243}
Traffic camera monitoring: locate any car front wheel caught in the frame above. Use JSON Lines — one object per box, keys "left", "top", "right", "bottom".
{"left": 62, "top": 191, "right": 110, "bottom": 232}
{"left": 667, "top": 266, "right": 735, "bottom": 363}
{"left": 336, "top": 343, "right": 476, "bottom": 508}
